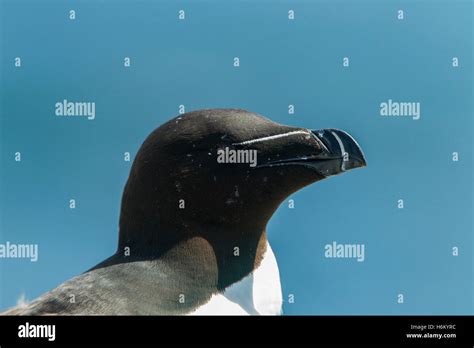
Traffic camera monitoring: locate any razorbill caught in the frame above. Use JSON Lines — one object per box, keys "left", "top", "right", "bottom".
{"left": 2, "top": 109, "right": 366, "bottom": 315}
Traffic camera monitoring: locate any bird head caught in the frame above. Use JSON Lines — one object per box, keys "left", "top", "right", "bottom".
{"left": 118, "top": 109, "right": 366, "bottom": 254}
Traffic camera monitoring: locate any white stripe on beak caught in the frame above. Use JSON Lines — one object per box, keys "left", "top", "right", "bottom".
{"left": 330, "top": 131, "right": 347, "bottom": 172}
{"left": 233, "top": 130, "right": 310, "bottom": 146}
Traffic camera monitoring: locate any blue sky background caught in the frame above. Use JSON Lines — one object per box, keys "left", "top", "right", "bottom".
{"left": 0, "top": 0, "right": 472, "bottom": 314}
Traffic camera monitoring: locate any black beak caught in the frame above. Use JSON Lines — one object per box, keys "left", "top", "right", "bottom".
{"left": 309, "top": 128, "right": 367, "bottom": 176}
{"left": 255, "top": 128, "right": 366, "bottom": 177}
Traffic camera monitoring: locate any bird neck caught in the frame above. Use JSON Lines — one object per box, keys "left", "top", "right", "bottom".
{"left": 209, "top": 229, "right": 268, "bottom": 290}
{"left": 98, "top": 225, "right": 268, "bottom": 291}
